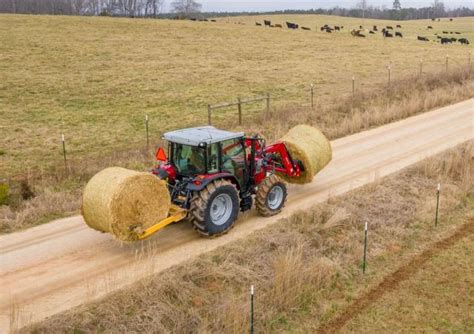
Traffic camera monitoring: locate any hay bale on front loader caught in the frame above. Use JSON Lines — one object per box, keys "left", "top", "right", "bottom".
{"left": 280, "top": 125, "right": 332, "bottom": 184}
{"left": 82, "top": 167, "right": 171, "bottom": 242}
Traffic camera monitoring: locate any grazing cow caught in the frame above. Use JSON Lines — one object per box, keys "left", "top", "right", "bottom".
{"left": 459, "top": 38, "right": 470, "bottom": 45}
{"left": 335, "top": 26, "right": 341, "bottom": 31}
{"left": 386, "top": 26, "right": 393, "bottom": 30}
{"left": 275, "top": 24, "right": 282, "bottom": 28}
{"left": 427, "top": 26, "right": 433, "bottom": 29}
{"left": 210, "top": 19, "right": 216, "bottom": 22}
{"left": 286, "top": 22, "right": 299, "bottom": 29}
{"left": 325, "top": 28, "right": 333, "bottom": 33}
{"left": 418, "top": 36, "right": 429, "bottom": 41}
{"left": 256, "top": 22, "right": 262, "bottom": 26}
{"left": 441, "top": 37, "right": 452, "bottom": 44}
{"left": 450, "top": 18, "right": 453, "bottom": 21}
{"left": 455, "top": 32, "right": 461, "bottom": 34}
{"left": 451, "top": 38, "right": 457, "bottom": 42}
{"left": 396, "top": 24, "right": 402, "bottom": 28}
{"left": 442, "top": 31, "right": 449, "bottom": 34}
{"left": 382, "top": 28, "right": 386, "bottom": 34}
{"left": 360, "top": 25, "right": 363, "bottom": 29}
{"left": 369, "top": 30, "right": 375, "bottom": 34}
{"left": 341, "top": 26, "right": 344, "bottom": 29}
{"left": 301, "top": 27, "right": 311, "bottom": 31}
{"left": 351, "top": 29, "right": 365, "bottom": 37}
{"left": 384, "top": 31, "right": 394, "bottom": 38}
{"left": 264, "top": 20, "right": 272, "bottom": 27}
{"left": 373, "top": 25, "right": 378, "bottom": 31}
{"left": 190, "top": 18, "right": 197, "bottom": 21}
{"left": 395, "top": 32, "right": 403, "bottom": 38}
{"left": 432, "top": 18, "right": 436, "bottom": 21}
{"left": 437, "top": 36, "right": 442, "bottom": 39}
{"left": 449, "top": 32, "right": 453, "bottom": 34}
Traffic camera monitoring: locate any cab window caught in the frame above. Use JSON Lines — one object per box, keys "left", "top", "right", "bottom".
{"left": 171, "top": 143, "right": 205, "bottom": 175}
{"left": 221, "top": 139, "right": 246, "bottom": 185}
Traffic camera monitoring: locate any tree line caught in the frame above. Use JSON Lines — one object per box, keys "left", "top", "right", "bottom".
{"left": 1, "top": 0, "right": 473, "bottom": 20}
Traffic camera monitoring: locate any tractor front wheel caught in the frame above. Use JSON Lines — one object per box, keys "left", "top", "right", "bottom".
{"left": 189, "top": 179, "right": 240, "bottom": 237}
{"left": 256, "top": 175, "right": 287, "bottom": 217}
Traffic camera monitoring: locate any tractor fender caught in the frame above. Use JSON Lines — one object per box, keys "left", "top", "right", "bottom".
{"left": 186, "top": 173, "right": 241, "bottom": 192}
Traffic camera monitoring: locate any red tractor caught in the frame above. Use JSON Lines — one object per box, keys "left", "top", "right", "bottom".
{"left": 152, "top": 126, "right": 305, "bottom": 236}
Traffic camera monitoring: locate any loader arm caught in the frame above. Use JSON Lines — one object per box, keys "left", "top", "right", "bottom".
{"left": 263, "top": 142, "right": 303, "bottom": 178}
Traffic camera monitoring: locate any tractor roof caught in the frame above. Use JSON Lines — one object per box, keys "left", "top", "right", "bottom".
{"left": 163, "top": 126, "right": 244, "bottom": 146}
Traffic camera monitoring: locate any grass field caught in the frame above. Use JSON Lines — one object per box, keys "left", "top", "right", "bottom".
{"left": 0, "top": 14, "right": 473, "bottom": 177}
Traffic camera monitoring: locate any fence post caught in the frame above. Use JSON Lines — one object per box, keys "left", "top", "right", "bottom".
{"left": 446, "top": 54, "right": 449, "bottom": 72}
{"left": 310, "top": 83, "right": 314, "bottom": 109}
{"left": 352, "top": 76, "right": 355, "bottom": 99}
{"left": 362, "top": 222, "right": 368, "bottom": 274}
{"left": 435, "top": 183, "right": 440, "bottom": 226}
{"left": 61, "top": 134, "right": 68, "bottom": 171}
{"left": 237, "top": 97, "right": 242, "bottom": 125}
{"left": 207, "top": 104, "right": 212, "bottom": 125}
{"left": 266, "top": 93, "right": 270, "bottom": 114}
{"left": 145, "top": 114, "right": 149, "bottom": 149}
{"left": 419, "top": 58, "right": 423, "bottom": 77}
{"left": 250, "top": 285, "right": 254, "bottom": 334}
{"left": 387, "top": 64, "right": 392, "bottom": 88}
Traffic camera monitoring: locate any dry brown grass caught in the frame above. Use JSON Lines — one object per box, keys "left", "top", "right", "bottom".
{"left": 25, "top": 142, "right": 474, "bottom": 333}
{"left": 1, "top": 67, "right": 472, "bottom": 234}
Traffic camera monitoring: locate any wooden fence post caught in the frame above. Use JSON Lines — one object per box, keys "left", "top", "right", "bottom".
{"left": 250, "top": 285, "right": 255, "bottom": 334}
{"left": 387, "top": 64, "right": 392, "bottom": 88}
{"left": 237, "top": 97, "right": 242, "bottom": 125}
{"left": 446, "top": 54, "right": 449, "bottom": 72}
{"left": 352, "top": 76, "right": 355, "bottom": 99}
{"left": 207, "top": 104, "right": 212, "bottom": 125}
{"left": 61, "top": 134, "right": 68, "bottom": 171}
{"left": 420, "top": 58, "right": 423, "bottom": 77}
{"left": 266, "top": 93, "right": 270, "bottom": 114}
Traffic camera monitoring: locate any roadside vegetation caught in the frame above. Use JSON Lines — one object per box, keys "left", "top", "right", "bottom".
{"left": 24, "top": 142, "right": 473, "bottom": 333}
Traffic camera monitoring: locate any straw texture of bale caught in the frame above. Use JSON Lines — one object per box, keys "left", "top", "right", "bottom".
{"left": 280, "top": 125, "right": 332, "bottom": 184}
{"left": 82, "top": 167, "right": 171, "bottom": 241}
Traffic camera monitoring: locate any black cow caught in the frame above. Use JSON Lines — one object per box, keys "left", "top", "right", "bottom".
{"left": 264, "top": 20, "right": 272, "bottom": 27}
{"left": 359, "top": 25, "right": 363, "bottom": 29}
{"left": 384, "top": 31, "right": 393, "bottom": 38}
{"left": 395, "top": 32, "right": 403, "bottom": 38}
{"left": 373, "top": 25, "right": 378, "bottom": 31}
{"left": 427, "top": 26, "right": 433, "bottom": 29}
{"left": 275, "top": 24, "right": 282, "bottom": 28}
{"left": 459, "top": 38, "right": 470, "bottom": 45}
{"left": 418, "top": 36, "right": 429, "bottom": 41}
{"left": 442, "top": 31, "right": 449, "bottom": 34}
{"left": 437, "top": 36, "right": 442, "bottom": 39}
{"left": 335, "top": 26, "right": 341, "bottom": 31}
{"left": 301, "top": 27, "right": 311, "bottom": 31}
{"left": 286, "top": 22, "right": 299, "bottom": 29}
{"left": 441, "top": 38, "right": 452, "bottom": 44}
{"left": 455, "top": 32, "right": 461, "bottom": 34}
{"left": 451, "top": 37, "right": 457, "bottom": 42}
{"left": 386, "top": 26, "right": 393, "bottom": 30}
{"left": 450, "top": 18, "right": 453, "bottom": 21}
{"left": 210, "top": 19, "right": 216, "bottom": 22}
{"left": 369, "top": 30, "right": 375, "bottom": 34}
{"left": 256, "top": 22, "right": 262, "bottom": 26}
{"left": 396, "top": 24, "right": 402, "bottom": 28}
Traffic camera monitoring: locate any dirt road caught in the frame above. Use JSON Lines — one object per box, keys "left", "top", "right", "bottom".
{"left": 1, "top": 99, "right": 472, "bottom": 332}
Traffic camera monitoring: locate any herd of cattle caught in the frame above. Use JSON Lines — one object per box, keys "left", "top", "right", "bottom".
{"left": 252, "top": 19, "right": 470, "bottom": 45}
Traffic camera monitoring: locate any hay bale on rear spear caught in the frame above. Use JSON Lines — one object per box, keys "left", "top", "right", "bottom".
{"left": 82, "top": 167, "right": 171, "bottom": 242}
{"left": 279, "top": 125, "right": 332, "bottom": 184}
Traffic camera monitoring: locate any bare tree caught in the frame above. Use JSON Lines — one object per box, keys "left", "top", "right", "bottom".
{"left": 356, "top": 0, "right": 368, "bottom": 19}
{"left": 432, "top": 0, "right": 445, "bottom": 17}
{"left": 393, "top": 0, "right": 401, "bottom": 11}
{"left": 171, "top": 0, "right": 202, "bottom": 19}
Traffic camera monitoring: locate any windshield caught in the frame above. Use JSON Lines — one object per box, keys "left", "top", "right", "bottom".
{"left": 171, "top": 143, "right": 206, "bottom": 175}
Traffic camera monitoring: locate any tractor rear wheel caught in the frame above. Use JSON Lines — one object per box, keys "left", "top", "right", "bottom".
{"left": 189, "top": 179, "right": 240, "bottom": 237}
{"left": 256, "top": 175, "right": 287, "bottom": 217}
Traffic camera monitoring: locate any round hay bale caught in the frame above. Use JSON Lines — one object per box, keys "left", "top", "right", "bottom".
{"left": 279, "top": 125, "right": 332, "bottom": 184}
{"left": 82, "top": 167, "right": 171, "bottom": 242}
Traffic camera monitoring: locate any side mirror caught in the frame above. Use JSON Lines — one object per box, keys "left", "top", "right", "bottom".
{"left": 155, "top": 147, "right": 167, "bottom": 162}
